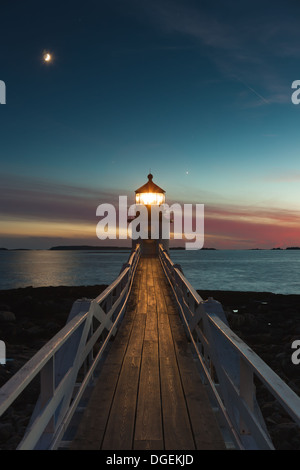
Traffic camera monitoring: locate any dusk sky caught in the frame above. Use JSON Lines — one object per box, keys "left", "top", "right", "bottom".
{"left": 1, "top": 0, "right": 300, "bottom": 249}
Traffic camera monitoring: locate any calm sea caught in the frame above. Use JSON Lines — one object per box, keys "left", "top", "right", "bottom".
{"left": 0, "top": 249, "right": 300, "bottom": 295}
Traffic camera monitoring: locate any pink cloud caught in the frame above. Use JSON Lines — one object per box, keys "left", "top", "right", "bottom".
{"left": 203, "top": 204, "right": 300, "bottom": 248}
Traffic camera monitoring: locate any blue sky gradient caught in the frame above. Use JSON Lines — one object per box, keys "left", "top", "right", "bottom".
{"left": 1, "top": 0, "right": 300, "bottom": 248}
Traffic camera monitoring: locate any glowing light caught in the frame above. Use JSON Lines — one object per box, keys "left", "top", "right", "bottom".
{"left": 43, "top": 53, "right": 52, "bottom": 62}
{"left": 136, "top": 192, "right": 165, "bottom": 205}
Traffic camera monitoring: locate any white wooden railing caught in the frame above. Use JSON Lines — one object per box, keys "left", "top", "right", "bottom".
{"left": 159, "top": 244, "right": 300, "bottom": 450}
{"left": 0, "top": 244, "right": 141, "bottom": 450}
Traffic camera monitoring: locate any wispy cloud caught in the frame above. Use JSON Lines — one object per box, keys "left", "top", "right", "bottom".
{"left": 203, "top": 203, "right": 300, "bottom": 248}
{"left": 135, "top": 0, "right": 297, "bottom": 106}
{"left": 0, "top": 174, "right": 122, "bottom": 224}
{"left": 138, "top": 0, "right": 242, "bottom": 51}
{"left": 264, "top": 171, "right": 300, "bottom": 183}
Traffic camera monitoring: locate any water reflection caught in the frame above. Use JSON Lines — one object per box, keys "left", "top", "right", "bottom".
{"left": 0, "top": 250, "right": 131, "bottom": 290}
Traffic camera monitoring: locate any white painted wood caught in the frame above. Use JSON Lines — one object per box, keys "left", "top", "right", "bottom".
{"left": 40, "top": 356, "right": 55, "bottom": 434}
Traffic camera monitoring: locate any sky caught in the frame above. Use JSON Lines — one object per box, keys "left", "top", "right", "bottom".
{"left": 1, "top": 0, "right": 300, "bottom": 249}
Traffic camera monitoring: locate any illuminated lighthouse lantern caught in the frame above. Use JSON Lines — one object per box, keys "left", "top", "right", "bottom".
{"left": 133, "top": 173, "right": 169, "bottom": 256}
{"left": 135, "top": 173, "right": 165, "bottom": 206}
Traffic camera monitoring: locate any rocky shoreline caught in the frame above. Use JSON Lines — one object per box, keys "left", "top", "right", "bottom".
{"left": 0, "top": 286, "right": 300, "bottom": 450}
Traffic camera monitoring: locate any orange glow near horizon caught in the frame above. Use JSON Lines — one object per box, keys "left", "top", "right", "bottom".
{"left": 0, "top": 219, "right": 95, "bottom": 238}
{"left": 1, "top": 202, "right": 300, "bottom": 249}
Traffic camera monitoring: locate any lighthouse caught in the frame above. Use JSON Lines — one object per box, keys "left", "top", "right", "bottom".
{"left": 133, "top": 173, "right": 169, "bottom": 256}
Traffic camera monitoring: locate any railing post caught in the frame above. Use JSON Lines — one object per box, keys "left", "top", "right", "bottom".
{"left": 84, "top": 321, "right": 94, "bottom": 379}
{"left": 239, "top": 356, "right": 254, "bottom": 435}
{"left": 106, "top": 293, "right": 113, "bottom": 313}
{"left": 40, "top": 357, "right": 55, "bottom": 434}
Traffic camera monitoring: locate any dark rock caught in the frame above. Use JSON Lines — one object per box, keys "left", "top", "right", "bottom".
{"left": 26, "top": 326, "right": 44, "bottom": 337}
{"left": 0, "top": 423, "right": 14, "bottom": 441}
{"left": 0, "top": 304, "right": 11, "bottom": 311}
{"left": 45, "top": 321, "right": 60, "bottom": 334}
{"left": 272, "top": 422, "right": 299, "bottom": 441}
{"left": 0, "top": 311, "right": 16, "bottom": 322}
{"left": 261, "top": 402, "right": 275, "bottom": 418}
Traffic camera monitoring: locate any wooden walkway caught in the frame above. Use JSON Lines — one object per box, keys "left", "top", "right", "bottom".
{"left": 70, "top": 256, "right": 226, "bottom": 450}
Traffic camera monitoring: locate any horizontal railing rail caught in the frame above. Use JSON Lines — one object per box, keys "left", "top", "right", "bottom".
{"left": 158, "top": 244, "right": 300, "bottom": 450}
{"left": 0, "top": 244, "right": 140, "bottom": 450}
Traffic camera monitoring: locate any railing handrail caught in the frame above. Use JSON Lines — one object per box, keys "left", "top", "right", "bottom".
{"left": 207, "top": 312, "right": 300, "bottom": 425}
{"left": 158, "top": 244, "right": 300, "bottom": 450}
{"left": 94, "top": 263, "right": 131, "bottom": 303}
{"left": 160, "top": 248, "right": 204, "bottom": 304}
{"left": 0, "top": 311, "right": 87, "bottom": 416}
{"left": 0, "top": 244, "right": 141, "bottom": 450}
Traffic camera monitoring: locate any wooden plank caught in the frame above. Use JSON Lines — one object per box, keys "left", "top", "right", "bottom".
{"left": 163, "top": 288, "right": 178, "bottom": 312}
{"left": 158, "top": 315, "right": 195, "bottom": 450}
{"left": 147, "top": 285, "right": 156, "bottom": 314}
{"left": 104, "top": 312, "right": 137, "bottom": 365}
{"left": 101, "top": 311, "right": 146, "bottom": 449}
{"left": 104, "top": 341, "right": 130, "bottom": 366}
{"left": 146, "top": 266, "right": 154, "bottom": 286}
{"left": 70, "top": 361, "right": 123, "bottom": 450}
{"left": 158, "top": 315, "right": 173, "bottom": 357}
{"left": 134, "top": 440, "right": 164, "bottom": 450}
{"left": 144, "top": 310, "right": 158, "bottom": 341}
{"left": 70, "top": 305, "right": 137, "bottom": 449}
{"left": 153, "top": 261, "right": 178, "bottom": 315}
{"left": 169, "top": 315, "right": 226, "bottom": 450}
{"left": 136, "top": 298, "right": 148, "bottom": 314}
{"left": 160, "top": 353, "right": 195, "bottom": 450}
{"left": 137, "top": 270, "right": 148, "bottom": 313}
{"left": 126, "top": 314, "right": 146, "bottom": 357}
{"left": 154, "top": 279, "right": 169, "bottom": 314}
{"left": 155, "top": 290, "right": 168, "bottom": 314}
{"left": 112, "top": 315, "right": 136, "bottom": 346}
{"left": 134, "top": 341, "right": 163, "bottom": 449}
{"left": 101, "top": 355, "right": 141, "bottom": 450}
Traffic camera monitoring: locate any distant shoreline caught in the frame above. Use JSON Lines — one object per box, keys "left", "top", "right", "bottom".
{"left": 1, "top": 246, "right": 300, "bottom": 251}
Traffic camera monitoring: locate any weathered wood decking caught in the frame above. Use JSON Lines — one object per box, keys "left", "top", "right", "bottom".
{"left": 70, "top": 256, "right": 225, "bottom": 450}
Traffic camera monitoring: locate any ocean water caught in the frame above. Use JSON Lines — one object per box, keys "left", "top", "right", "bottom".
{"left": 0, "top": 250, "right": 131, "bottom": 290}
{"left": 171, "top": 249, "right": 300, "bottom": 295}
{"left": 0, "top": 249, "right": 300, "bottom": 295}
